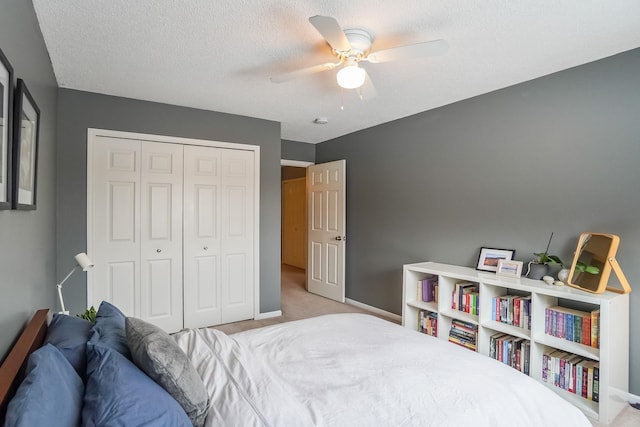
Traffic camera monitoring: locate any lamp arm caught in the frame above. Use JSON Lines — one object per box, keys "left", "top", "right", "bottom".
{"left": 56, "top": 265, "right": 79, "bottom": 313}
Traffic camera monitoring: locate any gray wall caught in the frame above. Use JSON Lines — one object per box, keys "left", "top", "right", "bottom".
{"left": 56, "top": 89, "right": 281, "bottom": 315}
{"left": 316, "top": 48, "right": 640, "bottom": 393}
{"left": 282, "top": 139, "right": 315, "bottom": 163}
{"left": 0, "top": 0, "right": 58, "bottom": 361}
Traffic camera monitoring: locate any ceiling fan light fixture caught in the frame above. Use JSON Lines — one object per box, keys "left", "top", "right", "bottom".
{"left": 336, "top": 63, "right": 366, "bottom": 89}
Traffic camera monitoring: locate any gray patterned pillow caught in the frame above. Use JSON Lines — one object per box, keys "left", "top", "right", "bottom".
{"left": 126, "top": 317, "right": 209, "bottom": 427}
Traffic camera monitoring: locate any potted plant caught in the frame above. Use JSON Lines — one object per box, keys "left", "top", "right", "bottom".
{"left": 527, "top": 232, "right": 564, "bottom": 280}
{"left": 77, "top": 306, "right": 97, "bottom": 324}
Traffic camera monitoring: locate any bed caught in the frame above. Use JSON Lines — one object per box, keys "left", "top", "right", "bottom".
{"left": 1, "top": 303, "right": 592, "bottom": 426}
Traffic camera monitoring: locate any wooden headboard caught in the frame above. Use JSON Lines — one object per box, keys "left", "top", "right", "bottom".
{"left": 0, "top": 309, "right": 49, "bottom": 421}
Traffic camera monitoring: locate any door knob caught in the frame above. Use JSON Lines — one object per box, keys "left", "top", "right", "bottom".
{"left": 335, "top": 236, "right": 346, "bottom": 241}
{"left": 156, "top": 249, "right": 162, "bottom": 253}
{"left": 204, "top": 246, "right": 208, "bottom": 250}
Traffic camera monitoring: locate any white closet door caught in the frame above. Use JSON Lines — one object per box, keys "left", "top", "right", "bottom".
{"left": 183, "top": 146, "right": 255, "bottom": 327}
{"left": 140, "top": 142, "right": 184, "bottom": 333}
{"left": 89, "top": 136, "right": 141, "bottom": 316}
{"left": 89, "top": 129, "right": 258, "bottom": 331}
{"left": 220, "top": 149, "right": 255, "bottom": 323}
{"left": 183, "top": 145, "right": 222, "bottom": 328}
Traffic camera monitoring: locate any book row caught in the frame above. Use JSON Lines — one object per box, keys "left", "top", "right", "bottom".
{"left": 451, "top": 282, "right": 479, "bottom": 315}
{"left": 545, "top": 306, "right": 600, "bottom": 348}
{"left": 488, "top": 333, "right": 531, "bottom": 375}
{"left": 417, "top": 277, "right": 438, "bottom": 303}
{"left": 542, "top": 351, "right": 599, "bottom": 402}
{"left": 491, "top": 294, "right": 531, "bottom": 330}
{"left": 418, "top": 310, "right": 438, "bottom": 337}
{"left": 448, "top": 318, "right": 478, "bottom": 351}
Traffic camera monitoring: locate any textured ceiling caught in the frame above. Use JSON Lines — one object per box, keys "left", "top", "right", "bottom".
{"left": 33, "top": 0, "right": 640, "bottom": 144}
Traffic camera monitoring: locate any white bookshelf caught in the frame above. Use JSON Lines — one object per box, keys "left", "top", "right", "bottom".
{"left": 402, "top": 261, "right": 629, "bottom": 424}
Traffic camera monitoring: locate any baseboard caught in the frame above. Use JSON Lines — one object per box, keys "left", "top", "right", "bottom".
{"left": 345, "top": 298, "right": 402, "bottom": 323}
{"left": 255, "top": 310, "right": 282, "bottom": 320}
{"left": 610, "top": 387, "right": 640, "bottom": 404}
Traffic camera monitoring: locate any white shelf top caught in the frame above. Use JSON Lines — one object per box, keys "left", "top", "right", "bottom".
{"left": 404, "top": 261, "right": 625, "bottom": 304}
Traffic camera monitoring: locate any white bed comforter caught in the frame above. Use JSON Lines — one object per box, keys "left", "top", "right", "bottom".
{"left": 174, "top": 313, "right": 591, "bottom": 427}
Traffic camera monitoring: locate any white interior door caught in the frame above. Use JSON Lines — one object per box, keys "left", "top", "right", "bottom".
{"left": 183, "top": 145, "right": 222, "bottom": 328}
{"left": 139, "top": 142, "right": 183, "bottom": 333}
{"left": 89, "top": 136, "right": 141, "bottom": 316}
{"left": 307, "top": 160, "right": 346, "bottom": 302}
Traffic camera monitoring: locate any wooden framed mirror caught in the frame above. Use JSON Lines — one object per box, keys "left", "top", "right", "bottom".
{"left": 567, "top": 232, "right": 631, "bottom": 294}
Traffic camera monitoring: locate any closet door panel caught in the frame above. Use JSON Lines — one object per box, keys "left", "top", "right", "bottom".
{"left": 221, "top": 149, "right": 255, "bottom": 324}
{"left": 90, "top": 136, "right": 141, "bottom": 316}
{"left": 183, "top": 146, "right": 222, "bottom": 328}
{"left": 140, "top": 142, "right": 183, "bottom": 333}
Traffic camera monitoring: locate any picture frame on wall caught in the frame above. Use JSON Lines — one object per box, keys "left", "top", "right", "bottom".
{"left": 476, "top": 247, "right": 516, "bottom": 273}
{"left": 496, "top": 259, "right": 524, "bottom": 278}
{"left": 12, "top": 79, "right": 40, "bottom": 210}
{"left": 0, "top": 48, "right": 13, "bottom": 210}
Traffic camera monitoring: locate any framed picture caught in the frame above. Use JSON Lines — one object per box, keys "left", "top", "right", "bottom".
{"left": 476, "top": 247, "right": 516, "bottom": 273}
{"left": 496, "top": 259, "right": 523, "bottom": 278}
{"left": 0, "top": 48, "right": 13, "bottom": 210}
{"left": 12, "top": 79, "right": 40, "bottom": 210}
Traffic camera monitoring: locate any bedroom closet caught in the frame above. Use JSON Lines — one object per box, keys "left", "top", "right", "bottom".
{"left": 87, "top": 130, "right": 258, "bottom": 333}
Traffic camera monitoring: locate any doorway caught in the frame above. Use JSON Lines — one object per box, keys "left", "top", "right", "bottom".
{"left": 281, "top": 165, "right": 308, "bottom": 270}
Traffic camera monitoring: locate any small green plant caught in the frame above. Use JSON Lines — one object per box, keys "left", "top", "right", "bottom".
{"left": 533, "top": 252, "right": 564, "bottom": 266}
{"left": 78, "top": 306, "right": 97, "bottom": 324}
{"left": 532, "top": 232, "right": 564, "bottom": 266}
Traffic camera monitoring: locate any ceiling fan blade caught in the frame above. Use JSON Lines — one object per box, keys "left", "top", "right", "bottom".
{"left": 309, "top": 15, "right": 351, "bottom": 52}
{"left": 270, "top": 62, "right": 340, "bottom": 83}
{"left": 366, "top": 39, "right": 448, "bottom": 64}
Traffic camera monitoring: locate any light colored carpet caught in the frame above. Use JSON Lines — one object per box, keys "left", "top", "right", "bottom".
{"left": 211, "top": 264, "right": 397, "bottom": 335}
{"left": 211, "top": 264, "right": 639, "bottom": 426}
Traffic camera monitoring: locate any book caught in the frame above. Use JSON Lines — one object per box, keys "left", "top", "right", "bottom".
{"left": 489, "top": 333, "right": 507, "bottom": 360}
{"left": 565, "top": 355, "right": 583, "bottom": 393}
{"left": 453, "top": 282, "right": 477, "bottom": 312}
{"left": 511, "top": 338, "right": 524, "bottom": 370}
{"left": 591, "top": 309, "right": 600, "bottom": 348}
{"left": 575, "top": 360, "right": 584, "bottom": 397}
{"left": 520, "top": 296, "right": 531, "bottom": 330}
{"left": 581, "top": 315, "right": 591, "bottom": 346}
{"left": 546, "top": 306, "right": 596, "bottom": 346}
{"left": 449, "top": 319, "right": 477, "bottom": 351}
{"left": 513, "top": 297, "right": 521, "bottom": 327}
{"left": 593, "top": 364, "right": 600, "bottom": 402}
{"left": 522, "top": 341, "right": 530, "bottom": 375}
{"left": 582, "top": 359, "right": 599, "bottom": 400}
{"left": 421, "top": 277, "right": 437, "bottom": 303}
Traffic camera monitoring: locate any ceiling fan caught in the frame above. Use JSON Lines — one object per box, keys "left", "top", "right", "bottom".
{"left": 270, "top": 15, "right": 448, "bottom": 92}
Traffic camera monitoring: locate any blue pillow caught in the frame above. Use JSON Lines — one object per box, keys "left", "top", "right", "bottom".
{"left": 89, "top": 301, "right": 130, "bottom": 359}
{"left": 5, "top": 344, "right": 84, "bottom": 427}
{"left": 45, "top": 313, "right": 92, "bottom": 378}
{"left": 83, "top": 342, "right": 191, "bottom": 426}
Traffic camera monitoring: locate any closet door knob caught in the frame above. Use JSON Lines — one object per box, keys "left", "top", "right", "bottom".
{"left": 156, "top": 249, "right": 162, "bottom": 253}
{"left": 204, "top": 246, "right": 208, "bottom": 250}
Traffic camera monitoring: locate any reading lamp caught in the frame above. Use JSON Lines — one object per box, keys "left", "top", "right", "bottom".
{"left": 56, "top": 252, "right": 94, "bottom": 315}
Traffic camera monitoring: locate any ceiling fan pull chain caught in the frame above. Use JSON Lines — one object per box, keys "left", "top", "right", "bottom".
{"left": 341, "top": 87, "right": 344, "bottom": 111}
